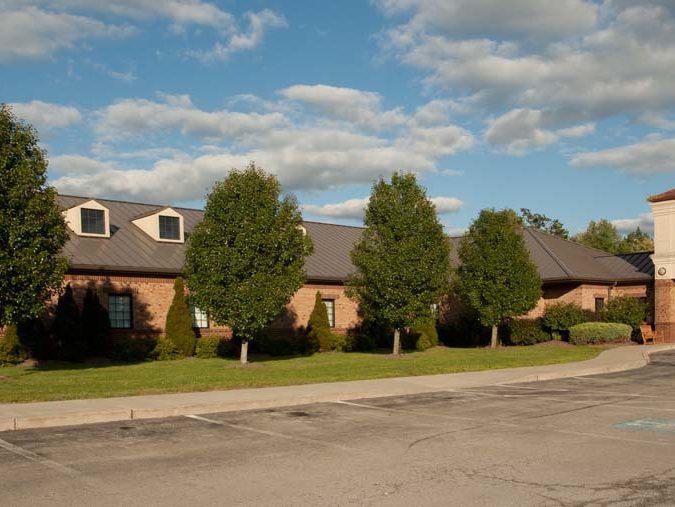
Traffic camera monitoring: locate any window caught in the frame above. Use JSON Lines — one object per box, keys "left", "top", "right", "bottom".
{"left": 159, "top": 215, "right": 180, "bottom": 240}
{"left": 109, "top": 294, "right": 132, "bottom": 329}
{"left": 81, "top": 208, "right": 105, "bottom": 235}
{"left": 595, "top": 297, "right": 605, "bottom": 320}
{"left": 322, "top": 299, "right": 335, "bottom": 328}
{"left": 189, "top": 303, "right": 209, "bottom": 328}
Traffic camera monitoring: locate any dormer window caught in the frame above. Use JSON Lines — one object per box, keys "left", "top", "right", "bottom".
{"left": 131, "top": 206, "right": 184, "bottom": 243}
{"left": 159, "top": 216, "right": 180, "bottom": 240}
{"left": 81, "top": 208, "right": 105, "bottom": 235}
{"left": 62, "top": 199, "right": 110, "bottom": 238}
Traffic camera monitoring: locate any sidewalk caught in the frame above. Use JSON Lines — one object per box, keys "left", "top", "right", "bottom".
{"left": 2, "top": 344, "right": 674, "bottom": 432}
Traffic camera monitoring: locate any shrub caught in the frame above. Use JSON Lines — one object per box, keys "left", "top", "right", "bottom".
{"left": 195, "top": 336, "right": 229, "bottom": 358}
{"left": 307, "top": 292, "right": 331, "bottom": 352}
{"left": 52, "top": 284, "right": 86, "bottom": 362}
{"left": 165, "top": 277, "right": 196, "bottom": 357}
{"left": 332, "top": 331, "right": 377, "bottom": 352}
{"left": 0, "top": 324, "right": 29, "bottom": 365}
{"left": 110, "top": 335, "right": 157, "bottom": 362}
{"left": 81, "top": 288, "right": 111, "bottom": 357}
{"left": 256, "top": 333, "right": 298, "bottom": 356}
{"left": 17, "top": 317, "right": 52, "bottom": 359}
{"left": 403, "top": 320, "right": 439, "bottom": 351}
{"left": 152, "top": 338, "right": 183, "bottom": 361}
{"left": 601, "top": 297, "right": 646, "bottom": 331}
{"left": 439, "top": 309, "right": 491, "bottom": 348}
{"left": 569, "top": 322, "right": 632, "bottom": 345}
{"left": 500, "top": 319, "right": 550, "bottom": 346}
{"left": 542, "top": 302, "right": 588, "bottom": 339}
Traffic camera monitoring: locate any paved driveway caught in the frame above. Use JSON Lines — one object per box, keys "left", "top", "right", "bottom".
{"left": 3, "top": 351, "right": 675, "bottom": 506}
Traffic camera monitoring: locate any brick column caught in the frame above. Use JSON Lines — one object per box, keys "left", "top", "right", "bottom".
{"left": 655, "top": 279, "right": 675, "bottom": 343}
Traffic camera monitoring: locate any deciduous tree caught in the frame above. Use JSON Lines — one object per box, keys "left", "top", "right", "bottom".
{"left": 0, "top": 104, "right": 68, "bottom": 327}
{"left": 457, "top": 209, "right": 541, "bottom": 348}
{"left": 185, "top": 164, "right": 313, "bottom": 364}
{"left": 347, "top": 173, "right": 451, "bottom": 355}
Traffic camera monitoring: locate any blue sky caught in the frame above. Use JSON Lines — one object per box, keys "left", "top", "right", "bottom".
{"left": 2, "top": 0, "right": 675, "bottom": 236}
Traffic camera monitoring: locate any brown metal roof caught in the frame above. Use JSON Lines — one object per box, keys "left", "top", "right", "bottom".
{"left": 59, "top": 195, "right": 653, "bottom": 284}
{"left": 648, "top": 188, "right": 675, "bottom": 203}
{"left": 450, "top": 228, "right": 652, "bottom": 284}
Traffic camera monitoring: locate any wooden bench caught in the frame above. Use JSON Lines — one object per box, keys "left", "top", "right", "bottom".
{"left": 640, "top": 324, "right": 660, "bottom": 345}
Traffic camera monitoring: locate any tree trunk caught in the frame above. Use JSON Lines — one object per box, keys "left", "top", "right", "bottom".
{"left": 490, "top": 324, "right": 498, "bottom": 349}
{"left": 240, "top": 339, "right": 249, "bottom": 364}
{"left": 393, "top": 328, "right": 401, "bottom": 356}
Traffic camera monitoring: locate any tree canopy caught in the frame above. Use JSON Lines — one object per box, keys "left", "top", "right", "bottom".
{"left": 519, "top": 208, "right": 569, "bottom": 238}
{"left": 573, "top": 219, "right": 653, "bottom": 254}
{"left": 185, "top": 163, "right": 313, "bottom": 364}
{"left": 0, "top": 104, "right": 68, "bottom": 327}
{"left": 457, "top": 208, "right": 541, "bottom": 347}
{"left": 347, "top": 172, "right": 451, "bottom": 355}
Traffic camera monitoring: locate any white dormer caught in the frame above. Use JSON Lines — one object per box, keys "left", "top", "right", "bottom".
{"left": 63, "top": 199, "right": 110, "bottom": 238}
{"left": 132, "top": 207, "right": 185, "bottom": 243}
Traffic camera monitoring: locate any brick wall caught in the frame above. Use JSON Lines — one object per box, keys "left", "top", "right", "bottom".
{"left": 655, "top": 279, "right": 675, "bottom": 342}
{"left": 63, "top": 272, "right": 361, "bottom": 338}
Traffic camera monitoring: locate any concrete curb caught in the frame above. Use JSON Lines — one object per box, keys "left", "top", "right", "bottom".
{"left": 2, "top": 344, "right": 674, "bottom": 432}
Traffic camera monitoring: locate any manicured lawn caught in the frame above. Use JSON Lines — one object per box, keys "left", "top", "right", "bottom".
{"left": 0, "top": 345, "right": 602, "bottom": 403}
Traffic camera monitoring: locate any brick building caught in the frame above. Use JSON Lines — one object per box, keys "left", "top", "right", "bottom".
{"left": 56, "top": 194, "right": 659, "bottom": 340}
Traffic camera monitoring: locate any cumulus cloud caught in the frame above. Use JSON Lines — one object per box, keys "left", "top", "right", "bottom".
{"left": 376, "top": 1, "right": 675, "bottom": 155}
{"left": 10, "top": 100, "right": 82, "bottom": 130}
{"left": 280, "top": 84, "right": 407, "bottom": 131}
{"left": 303, "top": 195, "right": 462, "bottom": 220}
{"left": 612, "top": 213, "right": 654, "bottom": 234}
{"left": 570, "top": 137, "right": 675, "bottom": 174}
{"left": 95, "top": 93, "right": 287, "bottom": 141}
{"left": 375, "top": 0, "right": 598, "bottom": 41}
{"left": 0, "top": 6, "right": 134, "bottom": 62}
{"left": 185, "top": 9, "right": 287, "bottom": 63}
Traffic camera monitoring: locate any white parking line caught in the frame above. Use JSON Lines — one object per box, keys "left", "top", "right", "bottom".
{"left": 0, "top": 437, "right": 83, "bottom": 477}
{"left": 185, "top": 414, "right": 365, "bottom": 454}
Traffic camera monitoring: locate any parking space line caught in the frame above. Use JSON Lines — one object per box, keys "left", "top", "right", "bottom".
{"left": 495, "top": 384, "right": 569, "bottom": 391}
{"left": 0, "top": 437, "right": 84, "bottom": 477}
{"left": 184, "top": 414, "right": 366, "bottom": 454}
{"left": 333, "top": 400, "right": 489, "bottom": 422}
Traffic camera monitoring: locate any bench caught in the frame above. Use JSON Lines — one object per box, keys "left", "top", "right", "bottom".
{"left": 640, "top": 324, "right": 661, "bottom": 345}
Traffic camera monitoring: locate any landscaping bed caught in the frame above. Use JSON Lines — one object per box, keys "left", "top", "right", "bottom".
{"left": 0, "top": 345, "right": 602, "bottom": 403}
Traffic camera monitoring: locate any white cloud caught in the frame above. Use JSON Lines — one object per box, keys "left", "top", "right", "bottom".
{"left": 95, "top": 94, "right": 287, "bottom": 141}
{"left": 375, "top": 0, "right": 598, "bottom": 41}
{"left": 0, "top": 6, "right": 134, "bottom": 62}
{"left": 280, "top": 84, "right": 407, "bottom": 131}
{"left": 49, "top": 154, "right": 118, "bottom": 174}
{"left": 303, "top": 198, "right": 369, "bottom": 220}
{"left": 376, "top": 1, "right": 675, "bottom": 156}
{"left": 570, "top": 137, "right": 675, "bottom": 174}
{"left": 400, "top": 124, "right": 474, "bottom": 156}
{"left": 185, "top": 9, "right": 287, "bottom": 63}
{"left": 612, "top": 213, "right": 654, "bottom": 234}
{"left": 302, "top": 195, "right": 462, "bottom": 220}
{"left": 10, "top": 100, "right": 82, "bottom": 130}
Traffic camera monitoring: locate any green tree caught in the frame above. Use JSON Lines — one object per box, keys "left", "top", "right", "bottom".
{"left": 618, "top": 227, "right": 654, "bottom": 254}
{"left": 81, "top": 287, "right": 110, "bottom": 357}
{"left": 51, "top": 284, "right": 86, "bottom": 361}
{"left": 307, "top": 291, "right": 332, "bottom": 352}
{"left": 519, "top": 208, "right": 569, "bottom": 238}
{"left": 0, "top": 105, "right": 68, "bottom": 327}
{"left": 457, "top": 209, "right": 541, "bottom": 348}
{"left": 165, "top": 277, "right": 196, "bottom": 357}
{"left": 185, "top": 164, "right": 313, "bottom": 364}
{"left": 573, "top": 219, "right": 621, "bottom": 253}
{"left": 347, "top": 173, "right": 451, "bottom": 355}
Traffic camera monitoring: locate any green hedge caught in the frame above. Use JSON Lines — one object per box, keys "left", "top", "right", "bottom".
{"left": 195, "top": 336, "right": 231, "bottom": 358}
{"left": 109, "top": 335, "right": 157, "bottom": 362}
{"left": 0, "top": 324, "right": 29, "bottom": 365}
{"left": 403, "top": 321, "right": 439, "bottom": 351}
{"left": 601, "top": 297, "right": 646, "bottom": 331}
{"left": 499, "top": 319, "right": 550, "bottom": 346}
{"left": 569, "top": 322, "right": 632, "bottom": 345}
{"left": 542, "top": 302, "right": 589, "bottom": 339}
{"left": 152, "top": 338, "right": 183, "bottom": 361}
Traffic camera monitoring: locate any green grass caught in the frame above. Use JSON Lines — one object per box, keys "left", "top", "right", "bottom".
{"left": 0, "top": 345, "right": 602, "bottom": 403}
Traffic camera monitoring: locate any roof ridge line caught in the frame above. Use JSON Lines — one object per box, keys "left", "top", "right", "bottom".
{"left": 525, "top": 228, "right": 574, "bottom": 279}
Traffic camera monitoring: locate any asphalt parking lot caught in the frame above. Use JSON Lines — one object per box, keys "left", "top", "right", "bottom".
{"left": 3, "top": 351, "right": 675, "bottom": 506}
